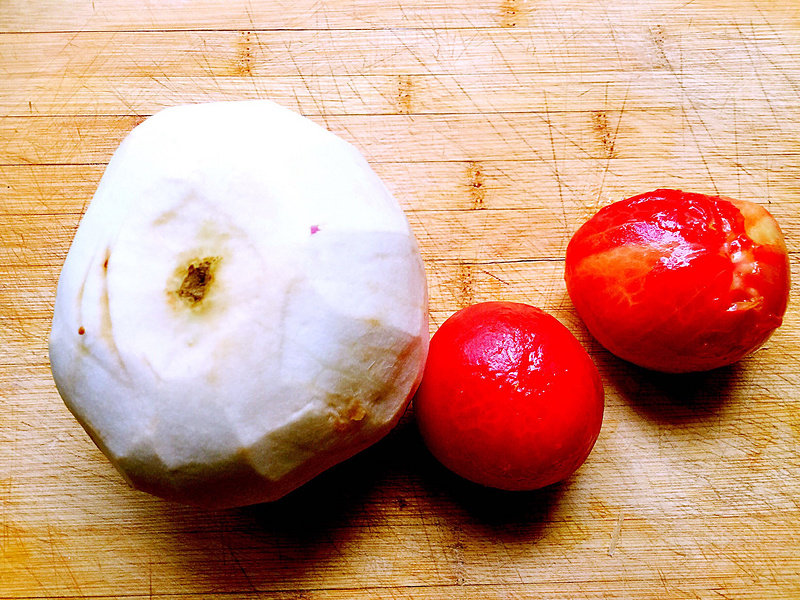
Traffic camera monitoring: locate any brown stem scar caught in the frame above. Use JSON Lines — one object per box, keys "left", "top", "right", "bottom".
{"left": 176, "top": 257, "right": 221, "bottom": 306}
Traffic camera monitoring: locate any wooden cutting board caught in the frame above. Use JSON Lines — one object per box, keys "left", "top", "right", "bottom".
{"left": 2, "top": 1, "right": 799, "bottom": 597}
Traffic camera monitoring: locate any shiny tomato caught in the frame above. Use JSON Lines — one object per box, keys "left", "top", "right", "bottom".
{"left": 565, "top": 189, "right": 790, "bottom": 373}
{"left": 415, "top": 302, "right": 604, "bottom": 491}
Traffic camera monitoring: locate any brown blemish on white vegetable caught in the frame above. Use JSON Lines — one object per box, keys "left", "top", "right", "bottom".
{"left": 174, "top": 257, "right": 221, "bottom": 308}
{"left": 331, "top": 399, "right": 368, "bottom": 433}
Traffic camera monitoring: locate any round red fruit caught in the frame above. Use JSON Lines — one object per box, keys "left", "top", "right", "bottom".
{"left": 415, "top": 302, "right": 604, "bottom": 491}
{"left": 565, "top": 189, "right": 790, "bottom": 373}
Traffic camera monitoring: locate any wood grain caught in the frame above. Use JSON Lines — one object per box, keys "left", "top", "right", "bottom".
{"left": 2, "top": 0, "right": 800, "bottom": 598}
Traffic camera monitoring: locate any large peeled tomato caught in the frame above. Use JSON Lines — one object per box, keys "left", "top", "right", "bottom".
{"left": 565, "top": 189, "right": 790, "bottom": 373}
{"left": 415, "top": 302, "right": 604, "bottom": 492}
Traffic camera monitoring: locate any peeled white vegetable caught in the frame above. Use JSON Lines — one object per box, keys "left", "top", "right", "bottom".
{"left": 49, "top": 101, "right": 429, "bottom": 508}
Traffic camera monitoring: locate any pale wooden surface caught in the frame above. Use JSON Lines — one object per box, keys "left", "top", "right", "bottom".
{"left": 2, "top": 1, "right": 800, "bottom": 598}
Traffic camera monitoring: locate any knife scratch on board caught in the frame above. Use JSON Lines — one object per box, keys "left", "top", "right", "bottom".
{"left": 596, "top": 82, "right": 630, "bottom": 208}
{"left": 607, "top": 509, "right": 624, "bottom": 556}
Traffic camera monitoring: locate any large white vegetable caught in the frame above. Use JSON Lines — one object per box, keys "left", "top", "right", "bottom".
{"left": 49, "top": 101, "right": 429, "bottom": 508}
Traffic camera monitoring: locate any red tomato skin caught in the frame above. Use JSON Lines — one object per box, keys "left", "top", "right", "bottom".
{"left": 415, "top": 302, "right": 604, "bottom": 491}
{"left": 565, "top": 189, "right": 790, "bottom": 373}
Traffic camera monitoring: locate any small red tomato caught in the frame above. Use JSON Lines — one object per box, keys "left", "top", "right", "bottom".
{"left": 415, "top": 302, "right": 604, "bottom": 491}
{"left": 565, "top": 189, "right": 790, "bottom": 373}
